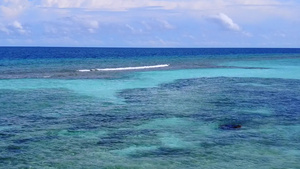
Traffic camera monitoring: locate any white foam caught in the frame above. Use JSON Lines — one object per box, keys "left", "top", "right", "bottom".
{"left": 77, "top": 64, "right": 169, "bottom": 72}
{"left": 77, "top": 69, "right": 92, "bottom": 72}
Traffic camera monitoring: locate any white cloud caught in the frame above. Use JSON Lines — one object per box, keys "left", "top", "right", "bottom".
{"left": 242, "top": 31, "right": 252, "bottom": 37}
{"left": 36, "top": 0, "right": 300, "bottom": 29}
{"left": 12, "top": 20, "right": 22, "bottom": 29}
{"left": 0, "top": 0, "right": 31, "bottom": 18}
{"left": 40, "top": 0, "right": 153, "bottom": 11}
{"left": 87, "top": 20, "right": 99, "bottom": 29}
{"left": 43, "top": 16, "right": 101, "bottom": 36}
{"left": 0, "top": 21, "right": 28, "bottom": 35}
{"left": 11, "top": 20, "right": 26, "bottom": 34}
{"left": 211, "top": 13, "right": 241, "bottom": 31}
{"left": 38, "top": 0, "right": 292, "bottom": 13}
{"left": 158, "top": 19, "right": 174, "bottom": 29}
{"left": 1, "top": 0, "right": 297, "bottom": 19}
{"left": 208, "top": 13, "right": 253, "bottom": 37}
{"left": 86, "top": 20, "right": 99, "bottom": 33}
{"left": 0, "top": 0, "right": 299, "bottom": 47}
{"left": 125, "top": 24, "right": 136, "bottom": 32}
{"left": 72, "top": 17, "right": 100, "bottom": 33}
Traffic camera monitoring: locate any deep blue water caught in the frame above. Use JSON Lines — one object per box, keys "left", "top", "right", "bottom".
{"left": 1, "top": 47, "right": 300, "bottom": 59}
{"left": 0, "top": 48, "right": 300, "bottom": 168}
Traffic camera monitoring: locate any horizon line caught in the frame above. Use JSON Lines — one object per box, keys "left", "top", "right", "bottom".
{"left": 0, "top": 46, "right": 300, "bottom": 49}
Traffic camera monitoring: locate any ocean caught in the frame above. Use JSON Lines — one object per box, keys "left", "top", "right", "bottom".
{"left": 1, "top": 47, "right": 300, "bottom": 169}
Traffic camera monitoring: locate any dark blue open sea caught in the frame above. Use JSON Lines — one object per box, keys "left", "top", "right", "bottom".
{"left": 1, "top": 47, "right": 300, "bottom": 169}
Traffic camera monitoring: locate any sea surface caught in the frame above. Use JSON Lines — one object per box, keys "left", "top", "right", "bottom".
{"left": 1, "top": 47, "right": 300, "bottom": 169}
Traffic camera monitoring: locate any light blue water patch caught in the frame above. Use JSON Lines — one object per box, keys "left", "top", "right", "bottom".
{"left": 221, "top": 58, "right": 300, "bottom": 68}
{"left": 136, "top": 117, "right": 217, "bottom": 149}
{"left": 235, "top": 108, "right": 273, "bottom": 116}
{"left": 111, "top": 145, "right": 159, "bottom": 156}
{"left": 1, "top": 58, "right": 300, "bottom": 102}
{"left": 158, "top": 133, "right": 191, "bottom": 148}
{"left": 0, "top": 79, "right": 139, "bottom": 102}
{"left": 133, "top": 58, "right": 300, "bottom": 88}
{"left": 136, "top": 117, "right": 193, "bottom": 130}
{"left": 135, "top": 68, "right": 300, "bottom": 88}
{"left": 220, "top": 58, "right": 300, "bottom": 78}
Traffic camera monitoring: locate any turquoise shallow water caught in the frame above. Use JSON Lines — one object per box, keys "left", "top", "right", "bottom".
{"left": 1, "top": 48, "right": 300, "bottom": 168}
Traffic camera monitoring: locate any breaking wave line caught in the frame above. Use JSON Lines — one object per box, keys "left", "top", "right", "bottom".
{"left": 78, "top": 64, "right": 169, "bottom": 72}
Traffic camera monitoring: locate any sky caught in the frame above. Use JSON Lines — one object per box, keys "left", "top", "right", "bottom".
{"left": 0, "top": 0, "right": 300, "bottom": 47}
